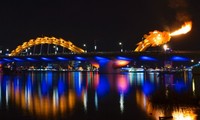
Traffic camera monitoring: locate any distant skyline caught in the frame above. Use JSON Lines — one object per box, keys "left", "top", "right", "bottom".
{"left": 0, "top": 0, "right": 200, "bottom": 52}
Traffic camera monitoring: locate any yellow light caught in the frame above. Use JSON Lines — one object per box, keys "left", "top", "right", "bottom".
{"left": 134, "top": 31, "right": 171, "bottom": 52}
{"left": 170, "top": 21, "right": 192, "bottom": 36}
{"left": 114, "top": 60, "right": 130, "bottom": 67}
{"left": 172, "top": 110, "right": 196, "bottom": 120}
{"left": 134, "top": 21, "right": 192, "bottom": 52}
{"left": 163, "top": 44, "right": 168, "bottom": 51}
{"left": 10, "top": 37, "right": 84, "bottom": 56}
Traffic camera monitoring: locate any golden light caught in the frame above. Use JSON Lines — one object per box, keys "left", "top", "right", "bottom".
{"left": 134, "top": 31, "right": 171, "bottom": 52}
{"left": 134, "top": 21, "right": 192, "bottom": 52}
{"left": 172, "top": 110, "right": 197, "bottom": 120}
{"left": 136, "top": 90, "right": 164, "bottom": 120}
{"left": 170, "top": 21, "right": 192, "bottom": 36}
{"left": 91, "top": 61, "right": 100, "bottom": 68}
{"left": 9, "top": 36, "right": 84, "bottom": 56}
{"left": 113, "top": 60, "right": 130, "bottom": 68}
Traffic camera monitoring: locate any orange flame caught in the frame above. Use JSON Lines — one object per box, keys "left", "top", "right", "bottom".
{"left": 134, "top": 21, "right": 192, "bottom": 52}
{"left": 134, "top": 31, "right": 171, "bottom": 52}
{"left": 170, "top": 21, "right": 192, "bottom": 36}
{"left": 172, "top": 109, "right": 197, "bottom": 120}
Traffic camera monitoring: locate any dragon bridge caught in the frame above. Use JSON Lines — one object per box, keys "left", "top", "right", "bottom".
{"left": 9, "top": 36, "right": 84, "bottom": 56}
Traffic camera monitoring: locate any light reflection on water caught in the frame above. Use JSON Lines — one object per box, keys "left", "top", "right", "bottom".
{"left": 0, "top": 71, "right": 199, "bottom": 120}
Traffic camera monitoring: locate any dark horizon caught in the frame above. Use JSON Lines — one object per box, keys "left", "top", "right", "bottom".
{"left": 0, "top": 0, "right": 200, "bottom": 52}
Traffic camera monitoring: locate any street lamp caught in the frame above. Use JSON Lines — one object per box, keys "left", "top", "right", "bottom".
{"left": 6, "top": 48, "right": 9, "bottom": 56}
{"left": 163, "top": 44, "right": 168, "bottom": 52}
{"left": 119, "top": 42, "right": 123, "bottom": 52}
{"left": 56, "top": 47, "right": 58, "bottom": 54}
{"left": 83, "top": 44, "right": 87, "bottom": 53}
{"left": 94, "top": 40, "right": 97, "bottom": 52}
{"left": 25, "top": 48, "right": 28, "bottom": 55}
{"left": 53, "top": 45, "right": 58, "bottom": 54}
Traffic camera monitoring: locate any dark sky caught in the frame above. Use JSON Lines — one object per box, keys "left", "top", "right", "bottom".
{"left": 0, "top": 0, "right": 200, "bottom": 52}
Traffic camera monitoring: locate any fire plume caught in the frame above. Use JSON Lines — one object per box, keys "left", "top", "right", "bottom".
{"left": 134, "top": 21, "right": 192, "bottom": 52}
{"left": 170, "top": 21, "right": 192, "bottom": 36}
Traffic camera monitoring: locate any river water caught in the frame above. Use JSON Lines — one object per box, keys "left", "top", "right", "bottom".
{"left": 0, "top": 71, "right": 200, "bottom": 120}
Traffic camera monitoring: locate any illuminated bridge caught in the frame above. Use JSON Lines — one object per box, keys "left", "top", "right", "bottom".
{"left": 1, "top": 51, "right": 200, "bottom": 73}
{"left": 0, "top": 37, "right": 200, "bottom": 73}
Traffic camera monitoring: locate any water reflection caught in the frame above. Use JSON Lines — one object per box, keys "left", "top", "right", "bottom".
{"left": 0, "top": 71, "right": 199, "bottom": 120}
{"left": 137, "top": 72, "right": 197, "bottom": 120}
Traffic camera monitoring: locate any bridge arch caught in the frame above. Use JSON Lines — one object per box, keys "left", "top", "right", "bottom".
{"left": 9, "top": 36, "right": 84, "bottom": 56}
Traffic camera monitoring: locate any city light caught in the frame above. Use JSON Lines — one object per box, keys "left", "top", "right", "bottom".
{"left": 94, "top": 46, "right": 97, "bottom": 51}
{"left": 9, "top": 37, "right": 84, "bottom": 56}
{"left": 94, "top": 40, "right": 97, "bottom": 52}
{"left": 163, "top": 44, "right": 168, "bottom": 51}
{"left": 6, "top": 48, "right": 10, "bottom": 56}
{"left": 119, "top": 42, "right": 123, "bottom": 52}
{"left": 83, "top": 44, "right": 87, "bottom": 53}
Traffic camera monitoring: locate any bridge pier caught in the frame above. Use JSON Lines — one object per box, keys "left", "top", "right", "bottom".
{"left": 97, "top": 60, "right": 121, "bottom": 74}
{"left": 92, "top": 59, "right": 130, "bottom": 74}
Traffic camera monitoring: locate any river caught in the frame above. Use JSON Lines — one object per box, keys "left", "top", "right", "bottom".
{"left": 0, "top": 71, "right": 199, "bottom": 120}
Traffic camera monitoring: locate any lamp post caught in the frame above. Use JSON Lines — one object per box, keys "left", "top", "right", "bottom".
{"left": 26, "top": 47, "right": 31, "bottom": 55}
{"left": 6, "top": 48, "right": 9, "bottom": 56}
{"left": 0, "top": 46, "right": 2, "bottom": 56}
{"left": 0, "top": 49, "right": 2, "bottom": 55}
{"left": 83, "top": 44, "right": 87, "bottom": 53}
{"left": 94, "top": 40, "right": 97, "bottom": 52}
{"left": 56, "top": 47, "right": 58, "bottom": 54}
{"left": 25, "top": 48, "right": 28, "bottom": 55}
{"left": 163, "top": 44, "right": 168, "bottom": 52}
{"left": 28, "top": 47, "right": 30, "bottom": 55}
{"left": 53, "top": 45, "right": 58, "bottom": 54}
{"left": 119, "top": 42, "right": 123, "bottom": 52}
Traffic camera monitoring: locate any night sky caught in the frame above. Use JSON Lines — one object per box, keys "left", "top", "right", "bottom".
{"left": 0, "top": 0, "right": 200, "bottom": 52}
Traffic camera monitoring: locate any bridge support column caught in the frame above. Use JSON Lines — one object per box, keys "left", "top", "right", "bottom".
{"left": 98, "top": 60, "right": 121, "bottom": 73}
{"left": 92, "top": 59, "right": 130, "bottom": 74}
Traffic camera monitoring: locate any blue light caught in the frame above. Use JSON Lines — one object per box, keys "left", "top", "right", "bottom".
{"left": 26, "top": 75, "right": 32, "bottom": 92}
{"left": 47, "top": 72, "right": 53, "bottom": 86}
{"left": 142, "top": 82, "right": 155, "bottom": 96}
{"left": 74, "top": 72, "right": 82, "bottom": 96}
{"left": 26, "top": 57, "right": 37, "bottom": 61}
{"left": 57, "top": 57, "right": 68, "bottom": 61}
{"left": 41, "top": 57, "right": 53, "bottom": 61}
{"left": 14, "top": 58, "right": 24, "bottom": 62}
{"left": 97, "top": 75, "right": 110, "bottom": 97}
{"left": 14, "top": 76, "right": 22, "bottom": 91}
{"left": 75, "top": 56, "right": 86, "bottom": 61}
{"left": 41, "top": 80, "right": 48, "bottom": 96}
{"left": 116, "top": 56, "right": 132, "bottom": 61}
{"left": 2, "top": 75, "right": 9, "bottom": 92}
{"left": 3, "top": 58, "right": 13, "bottom": 62}
{"left": 140, "top": 56, "right": 157, "bottom": 61}
{"left": 58, "top": 80, "right": 65, "bottom": 95}
{"left": 174, "top": 81, "right": 187, "bottom": 93}
{"left": 170, "top": 56, "right": 189, "bottom": 61}
{"left": 40, "top": 72, "right": 53, "bottom": 96}
{"left": 95, "top": 56, "right": 109, "bottom": 61}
